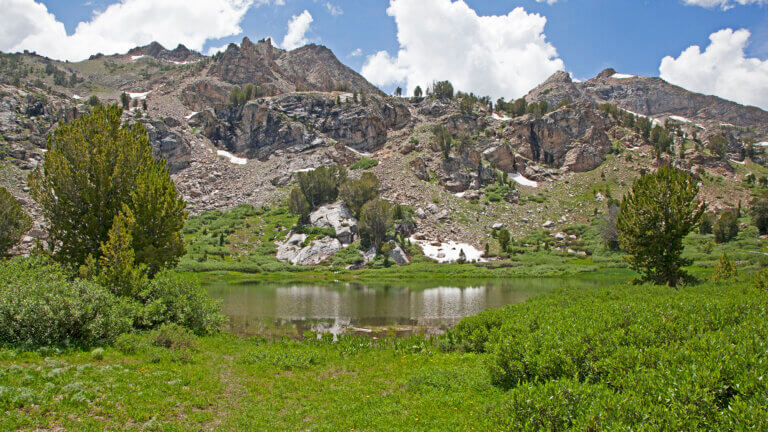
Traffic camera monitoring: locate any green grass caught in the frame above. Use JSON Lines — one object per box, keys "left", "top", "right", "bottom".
{"left": 2, "top": 274, "right": 766, "bottom": 430}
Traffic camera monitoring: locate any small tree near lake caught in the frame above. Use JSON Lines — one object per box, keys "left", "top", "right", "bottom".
{"left": 617, "top": 165, "right": 705, "bottom": 287}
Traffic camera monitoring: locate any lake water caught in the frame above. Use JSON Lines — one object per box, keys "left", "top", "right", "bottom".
{"left": 206, "top": 277, "right": 616, "bottom": 338}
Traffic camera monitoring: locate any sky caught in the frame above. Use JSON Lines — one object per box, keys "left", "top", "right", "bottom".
{"left": 1, "top": 0, "right": 767, "bottom": 109}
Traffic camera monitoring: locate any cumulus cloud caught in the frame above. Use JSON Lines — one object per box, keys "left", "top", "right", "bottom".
{"left": 280, "top": 10, "right": 313, "bottom": 50}
{"left": 0, "top": 0, "right": 254, "bottom": 61}
{"left": 659, "top": 28, "right": 768, "bottom": 110}
{"left": 683, "top": 0, "right": 767, "bottom": 10}
{"left": 361, "top": 0, "right": 564, "bottom": 100}
{"left": 349, "top": 48, "right": 363, "bottom": 57}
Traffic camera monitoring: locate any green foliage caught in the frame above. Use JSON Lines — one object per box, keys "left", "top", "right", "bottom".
{"left": 497, "top": 228, "right": 511, "bottom": 252}
{"left": 713, "top": 211, "right": 738, "bottom": 244}
{"left": 120, "top": 92, "right": 130, "bottom": 109}
{"left": 712, "top": 253, "right": 736, "bottom": 281}
{"left": 708, "top": 133, "right": 729, "bottom": 159}
{"left": 349, "top": 157, "right": 379, "bottom": 170}
{"left": 750, "top": 196, "right": 768, "bottom": 235}
{"left": 359, "top": 198, "right": 392, "bottom": 250}
{"left": 136, "top": 271, "right": 225, "bottom": 335}
{"left": 229, "top": 84, "right": 260, "bottom": 106}
{"left": 91, "top": 211, "right": 146, "bottom": 297}
{"left": 699, "top": 212, "right": 714, "bottom": 234}
{"left": 525, "top": 100, "right": 549, "bottom": 117}
{"left": 0, "top": 257, "right": 134, "bottom": 347}
{"left": 413, "top": 85, "right": 423, "bottom": 98}
{"left": 288, "top": 188, "right": 310, "bottom": 225}
{"left": 87, "top": 95, "right": 100, "bottom": 106}
{"left": 339, "top": 172, "right": 380, "bottom": 219}
{"left": 430, "top": 80, "right": 454, "bottom": 99}
{"left": 295, "top": 165, "right": 347, "bottom": 209}
{"left": 29, "top": 105, "right": 187, "bottom": 273}
{"left": 0, "top": 186, "right": 31, "bottom": 256}
{"left": 484, "top": 182, "right": 516, "bottom": 203}
{"left": 447, "top": 279, "right": 768, "bottom": 429}
{"left": 617, "top": 165, "right": 704, "bottom": 286}
{"left": 650, "top": 124, "right": 673, "bottom": 154}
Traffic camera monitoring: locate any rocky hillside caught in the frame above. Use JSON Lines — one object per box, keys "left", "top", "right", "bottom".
{"left": 2, "top": 43, "right": 768, "bottom": 259}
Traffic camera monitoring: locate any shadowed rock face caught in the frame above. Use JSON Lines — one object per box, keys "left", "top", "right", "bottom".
{"left": 189, "top": 92, "right": 411, "bottom": 159}
{"left": 525, "top": 69, "right": 768, "bottom": 139}
{"left": 208, "top": 38, "right": 380, "bottom": 96}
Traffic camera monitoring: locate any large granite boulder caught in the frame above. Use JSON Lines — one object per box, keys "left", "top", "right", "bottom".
{"left": 309, "top": 202, "right": 357, "bottom": 245}
{"left": 291, "top": 236, "right": 343, "bottom": 266}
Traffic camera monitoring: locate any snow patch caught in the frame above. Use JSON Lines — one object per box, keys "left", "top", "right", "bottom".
{"left": 730, "top": 159, "right": 746, "bottom": 165}
{"left": 454, "top": 192, "right": 466, "bottom": 198}
{"left": 128, "top": 91, "right": 151, "bottom": 100}
{"left": 292, "top": 167, "right": 315, "bottom": 173}
{"left": 611, "top": 73, "right": 635, "bottom": 79}
{"left": 669, "top": 115, "right": 691, "bottom": 123}
{"left": 510, "top": 173, "right": 538, "bottom": 188}
{"left": 131, "top": 55, "right": 146, "bottom": 61}
{"left": 409, "top": 237, "right": 486, "bottom": 263}
{"left": 345, "top": 146, "right": 372, "bottom": 157}
{"left": 72, "top": 94, "right": 82, "bottom": 100}
{"left": 169, "top": 60, "right": 200, "bottom": 65}
{"left": 720, "top": 122, "right": 735, "bottom": 127}
{"left": 757, "top": 142, "right": 768, "bottom": 147}
{"left": 216, "top": 150, "right": 247, "bottom": 165}
{"left": 185, "top": 112, "right": 199, "bottom": 120}
{"left": 492, "top": 112, "right": 513, "bottom": 121}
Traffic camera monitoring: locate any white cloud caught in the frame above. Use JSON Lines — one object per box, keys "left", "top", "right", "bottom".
{"left": 361, "top": 0, "right": 564, "bottom": 100}
{"left": 659, "top": 28, "right": 768, "bottom": 110}
{"left": 207, "top": 43, "right": 235, "bottom": 56}
{"left": 0, "top": 0, "right": 255, "bottom": 61}
{"left": 349, "top": 48, "right": 363, "bottom": 57}
{"left": 280, "top": 10, "right": 313, "bottom": 50}
{"left": 325, "top": 2, "right": 343, "bottom": 16}
{"left": 683, "top": 0, "right": 767, "bottom": 10}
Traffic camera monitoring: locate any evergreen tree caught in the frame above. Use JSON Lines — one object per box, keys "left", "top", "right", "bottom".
{"left": 497, "top": 228, "right": 511, "bottom": 253}
{"left": 120, "top": 92, "right": 130, "bottom": 110}
{"left": 288, "top": 187, "right": 311, "bottom": 225}
{"left": 395, "top": 87, "right": 402, "bottom": 97}
{"left": 339, "top": 172, "right": 380, "bottom": 218}
{"left": 0, "top": 186, "right": 31, "bottom": 256}
{"left": 359, "top": 199, "right": 392, "bottom": 251}
{"left": 750, "top": 196, "right": 768, "bottom": 235}
{"left": 713, "top": 211, "right": 738, "bottom": 244}
{"left": 414, "top": 86, "right": 423, "bottom": 98}
{"left": 93, "top": 211, "right": 146, "bottom": 297}
{"left": 617, "top": 165, "right": 705, "bottom": 287}
{"left": 712, "top": 252, "right": 737, "bottom": 282}
{"left": 295, "top": 165, "right": 347, "bottom": 209}
{"left": 28, "top": 105, "right": 187, "bottom": 273}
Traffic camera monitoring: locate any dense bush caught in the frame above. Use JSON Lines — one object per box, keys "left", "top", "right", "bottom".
{"left": 136, "top": 271, "right": 225, "bottom": 335}
{"left": 358, "top": 199, "right": 392, "bottom": 250}
{"left": 349, "top": 157, "right": 379, "bottom": 170}
{"left": 339, "top": 172, "right": 380, "bottom": 218}
{"left": 750, "top": 196, "right": 768, "bottom": 235}
{"left": 295, "top": 165, "right": 347, "bottom": 209}
{"left": 0, "top": 257, "right": 134, "bottom": 347}
{"left": 0, "top": 186, "right": 31, "bottom": 256}
{"left": 0, "top": 256, "right": 223, "bottom": 347}
{"left": 448, "top": 278, "right": 768, "bottom": 429}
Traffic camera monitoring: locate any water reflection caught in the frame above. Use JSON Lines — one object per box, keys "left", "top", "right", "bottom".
{"left": 205, "top": 278, "right": 610, "bottom": 337}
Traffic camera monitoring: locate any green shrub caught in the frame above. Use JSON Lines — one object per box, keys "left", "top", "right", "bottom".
{"left": 151, "top": 323, "right": 197, "bottom": 350}
{"left": 90, "top": 347, "right": 104, "bottom": 361}
{"left": 712, "top": 253, "right": 736, "bottom": 281}
{"left": 349, "top": 157, "right": 379, "bottom": 170}
{"left": 136, "top": 271, "right": 225, "bottom": 335}
{"left": 0, "top": 257, "right": 134, "bottom": 347}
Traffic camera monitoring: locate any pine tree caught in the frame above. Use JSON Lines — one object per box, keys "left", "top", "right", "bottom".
{"left": 359, "top": 199, "right": 392, "bottom": 251}
{"left": 414, "top": 86, "right": 423, "bottom": 98}
{"left": 712, "top": 252, "right": 737, "bottom": 282}
{"left": 120, "top": 92, "right": 130, "bottom": 110}
{"left": 94, "top": 210, "right": 145, "bottom": 297}
{"left": 288, "top": 188, "right": 311, "bottom": 225}
{"left": 28, "top": 105, "right": 187, "bottom": 273}
{"left": 0, "top": 186, "right": 31, "bottom": 256}
{"left": 617, "top": 165, "right": 705, "bottom": 287}
{"left": 497, "top": 228, "right": 510, "bottom": 253}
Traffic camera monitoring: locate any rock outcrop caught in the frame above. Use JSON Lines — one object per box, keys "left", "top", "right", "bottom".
{"left": 309, "top": 202, "right": 358, "bottom": 245}
{"left": 208, "top": 38, "right": 380, "bottom": 96}
{"left": 191, "top": 92, "right": 410, "bottom": 158}
{"left": 127, "top": 42, "right": 204, "bottom": 63}
{"left": 277, "top": 235, "right": 342, "bottom": 266}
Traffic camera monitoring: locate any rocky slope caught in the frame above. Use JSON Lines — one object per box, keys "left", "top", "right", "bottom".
{"left": 2, "top": 44, "right": 767, "bottom": 260}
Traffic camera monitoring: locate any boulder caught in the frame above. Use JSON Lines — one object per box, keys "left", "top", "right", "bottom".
{"left": 492, "top": 223, "right": 505, "bottom": 230}
{"left": 276, "top": 233, "right": 308, "bottom": 262}
{"left": 410, "top": 157, "right": 429, "bottom": 181}
{"left": 291, "top": 237, "right": 343, "bottom": 266}
{"left": 309, "top": 202, "right": 358, "bottom": 244}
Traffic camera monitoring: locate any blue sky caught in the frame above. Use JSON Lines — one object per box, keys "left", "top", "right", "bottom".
{"left": 4, "top": 0, "right": 768, "bottom": 107}
{"left": 36, "top": 0, "right": 767, "bottom": 79}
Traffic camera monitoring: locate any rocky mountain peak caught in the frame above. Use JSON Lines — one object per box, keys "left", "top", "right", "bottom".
{"left": 127, "top": 41, "right": 203, "bottom": 63}
{"left": 207, "top": 37, "right": 380, "bottom": 96}
{"left": 525, "top": 70, "right": 584, "bottom": 108}
{"left": 596, "top": 68, "right": 617, "bottom": 79}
